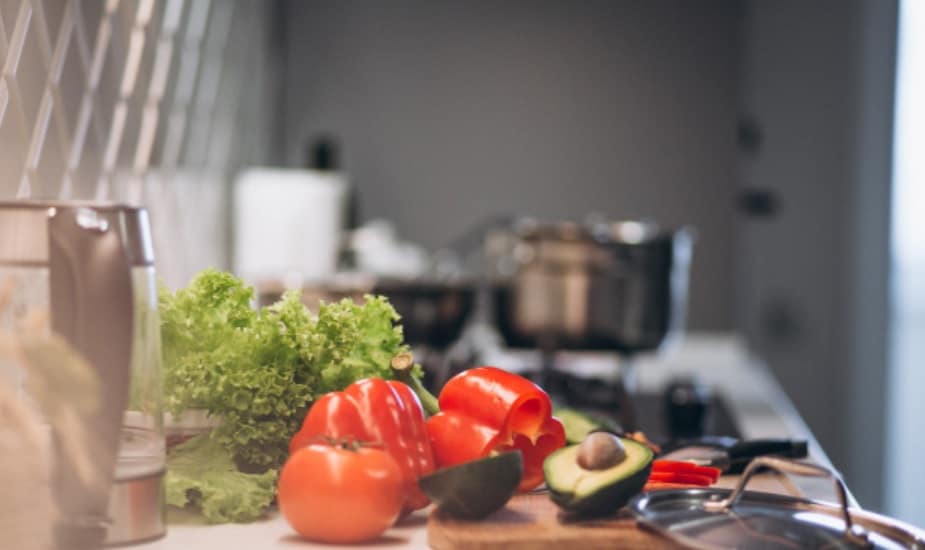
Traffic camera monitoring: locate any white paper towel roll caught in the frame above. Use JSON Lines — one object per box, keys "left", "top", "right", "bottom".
{"left": 233, "top": 167, "right": 347, "bottom": 285}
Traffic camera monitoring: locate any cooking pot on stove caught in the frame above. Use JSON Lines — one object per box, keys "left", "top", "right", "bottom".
{"left": 492, "top": 219, "right": 693, "bottom": 353}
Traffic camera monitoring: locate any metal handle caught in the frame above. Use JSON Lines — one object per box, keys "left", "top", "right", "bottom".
{"left": 704, "top": 457, "right": 870, "bottom": 547}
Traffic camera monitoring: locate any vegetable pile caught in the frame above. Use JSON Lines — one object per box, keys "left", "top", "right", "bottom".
{"left": 280, "top": 363, "right": 567, "bottom": 541}
{"left": 160, "top": 269, "right": 421, "bottom": 523}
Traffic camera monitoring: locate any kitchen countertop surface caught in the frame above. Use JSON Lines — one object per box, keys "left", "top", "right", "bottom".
{"left": 139, "top": 333, "right": 839, "bottom": 550}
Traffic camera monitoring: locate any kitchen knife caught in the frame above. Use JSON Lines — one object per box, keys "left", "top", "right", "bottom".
{"left": 659, "top": 437, "right": 808, "bottom": 474}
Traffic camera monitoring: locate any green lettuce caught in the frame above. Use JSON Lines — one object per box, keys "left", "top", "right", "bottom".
{"left": 165, "top": 434, "right": 276, "bottom": 524}
{"left": 160, "top": 269, "right": 422, "bottom": 521}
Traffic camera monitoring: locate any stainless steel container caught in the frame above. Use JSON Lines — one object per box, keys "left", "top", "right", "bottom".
{"left": 0, "top": 201, "right": 165, "bottom": 548}
{"left": 493, "top": 220, "right": 694, "bottom": 353}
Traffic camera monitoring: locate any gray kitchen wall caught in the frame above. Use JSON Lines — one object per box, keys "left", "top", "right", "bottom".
{"left": 281, "top": 0, "right": 741, "bottom": 331}
{"left": 737, "top": 0, "right": 896, "bottom": 510}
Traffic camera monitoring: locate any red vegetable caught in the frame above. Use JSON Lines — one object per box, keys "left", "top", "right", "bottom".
{"left": 278, "top": 441, "right": 403, "bottom": 543}
{"left": 644, "top": 459, "right": 722, "bottom": 491}
{"left": 425, "top": 367, "right": 566, "bottom": 492}
{"left": 289, "top": 378, "right": 436, "bottom": 512}
{"left": 651, "top": 460, "right": 721, "bottom": 483}
{"left": 648, "top": 471, "right": 715, "bottom": 486}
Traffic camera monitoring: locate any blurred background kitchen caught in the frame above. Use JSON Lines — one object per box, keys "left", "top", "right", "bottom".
{"left": 0, "top": 0, "right": 922, "bottom": 530}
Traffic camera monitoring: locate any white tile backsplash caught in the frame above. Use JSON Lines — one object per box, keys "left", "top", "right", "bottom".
{"left": 0, "top": 0, "right": 279, "bottom": 287}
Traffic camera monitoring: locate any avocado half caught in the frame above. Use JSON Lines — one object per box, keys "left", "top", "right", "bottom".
{"left": 419, "top": 451, "right": 523, "bottom": 519}
{"left": 544, "top": 437, "right": 653, "bottom": 517}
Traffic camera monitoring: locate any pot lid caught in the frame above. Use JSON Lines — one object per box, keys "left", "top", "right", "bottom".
{"left": 629, "top": 458, "right": 925, "bottom": 550}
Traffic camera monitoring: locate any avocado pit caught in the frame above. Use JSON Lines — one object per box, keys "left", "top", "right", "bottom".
{"left": 576, "top": 432, "right": 626, "bottom": 470}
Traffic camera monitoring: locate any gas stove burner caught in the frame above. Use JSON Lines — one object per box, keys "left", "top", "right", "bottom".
{"left": 534, "top": 370, "right": 742, "bottom": 443}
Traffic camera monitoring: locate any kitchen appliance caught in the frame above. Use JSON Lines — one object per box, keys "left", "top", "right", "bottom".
{"left": 233, "top": 167, "right": 348, "bottom": 285}
{"left": 493, "top": 219, "right": 693, "bottom": 354}
{"left": 489, "top": 218, "right": 694, "bottom": 429}
{"left": 0, "top": 201, "right": 165, "bottom": 548}
{"left": 630, "top": 457, "right": 925, "bottom": 549}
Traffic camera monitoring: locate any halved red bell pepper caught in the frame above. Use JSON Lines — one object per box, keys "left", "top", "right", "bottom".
{"left": 425, "top": 367, "right": 566, "bottom": 492}
{"left": 289, "top": 377, "right": 436, "bottom": 512}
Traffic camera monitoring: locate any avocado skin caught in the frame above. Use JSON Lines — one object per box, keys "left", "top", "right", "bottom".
{"left": 419, "top": 451, "right": 523, "bottom": 519}
{"left": 544, "top": 438, "right": 654, "bottom": 517}
{"left": 548, "top": 461, "right": 652, "bottom": 517}
{"left": 556, "top": 408, "right": 621, "bottom": 445}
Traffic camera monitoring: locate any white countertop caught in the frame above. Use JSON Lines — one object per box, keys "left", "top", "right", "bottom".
{"left": 139, "top": 333, "right": 833, "bottom": 550}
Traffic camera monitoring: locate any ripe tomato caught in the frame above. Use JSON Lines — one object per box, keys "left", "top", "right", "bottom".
{"left": 277, "top": 442, "right": 403, "bottom": 543}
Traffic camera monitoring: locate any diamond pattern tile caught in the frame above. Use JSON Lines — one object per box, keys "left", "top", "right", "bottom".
{"left": 0, "top": 0, "right": 279, "bottom": 287}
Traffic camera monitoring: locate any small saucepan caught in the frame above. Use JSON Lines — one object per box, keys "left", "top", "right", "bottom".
{"left": 492, "top": 219, "right": 694, "bottom": 354}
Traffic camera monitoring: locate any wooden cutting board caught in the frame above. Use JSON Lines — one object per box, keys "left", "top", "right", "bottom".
{"left": 427, "top": 493, "right": 674, "bottom": 550}
{"left": 427, "top": 474, "right": 800, "bottom": 549}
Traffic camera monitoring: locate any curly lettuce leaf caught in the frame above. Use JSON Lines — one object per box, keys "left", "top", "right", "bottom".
{"left": 160, "top": 271, "right": 422, "bottom": 478}
{"left": 159, "top": 269, "right": 258, "bottom": 413}
{"left": 303, "top": 295, "right": 415, "bottom": 389}
{"left": 165, "top": 434, "right": 276, "bottom": 524}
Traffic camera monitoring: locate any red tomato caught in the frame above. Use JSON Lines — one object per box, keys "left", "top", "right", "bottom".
{"left": 277, "top": 442, "right": 404, "bottom": 543}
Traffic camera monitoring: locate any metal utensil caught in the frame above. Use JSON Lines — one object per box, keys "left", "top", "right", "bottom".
{"left": 630, "top": 457, "right": 925, "bottom": 549}
{"left": 492, "top": 219, "right": 694, "bottom": 353}
{"left": 659, "top": 437, "right": 809, "bottom": 473}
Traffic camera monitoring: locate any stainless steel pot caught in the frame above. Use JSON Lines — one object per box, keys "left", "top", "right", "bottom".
{"left": 492, "top": 220, "right": 694, "bottom": 353}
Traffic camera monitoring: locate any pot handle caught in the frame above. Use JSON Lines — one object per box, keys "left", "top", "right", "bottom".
{"left": 704, "top": 457, "right": 871, "bottom": 547}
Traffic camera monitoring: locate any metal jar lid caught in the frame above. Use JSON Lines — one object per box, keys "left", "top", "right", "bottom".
{"left": 0, "top": 200, "right": 154, "bottom": 267}
{"left": 629, "top": 457, "right": 925, "bottom": 549}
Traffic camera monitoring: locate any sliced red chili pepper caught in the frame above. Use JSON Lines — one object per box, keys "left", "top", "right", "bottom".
{"left": 290, "top": 378, "right": 436, "bottom": 512}
{"left": 651, "top": 460, "right": 721, "bottom": 482}
{"left": 648, "top": 471, "right": 714, "bottom": 486}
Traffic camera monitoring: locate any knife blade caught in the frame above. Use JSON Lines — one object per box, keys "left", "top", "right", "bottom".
{"left": 659, "top": 437, "right": 808, "bottom": 474}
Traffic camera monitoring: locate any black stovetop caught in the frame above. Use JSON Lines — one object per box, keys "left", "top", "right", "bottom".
{"left": 537, "top": 370, "right": 743, "bottom": 443}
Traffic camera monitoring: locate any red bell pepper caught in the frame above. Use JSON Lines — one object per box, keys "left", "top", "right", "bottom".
{"left": 289, "top": 377, "right": 436, "bottom": 512}
{"left": 425, "top": 367, "right": 566, "bottom": 492}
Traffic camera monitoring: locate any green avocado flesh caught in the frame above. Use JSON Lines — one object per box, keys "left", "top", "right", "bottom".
{"left": 419, "top": 452, "right": 523, "bottom": 519}
{"left": 544, "top": 437, "right": 653, "bottom": 516}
